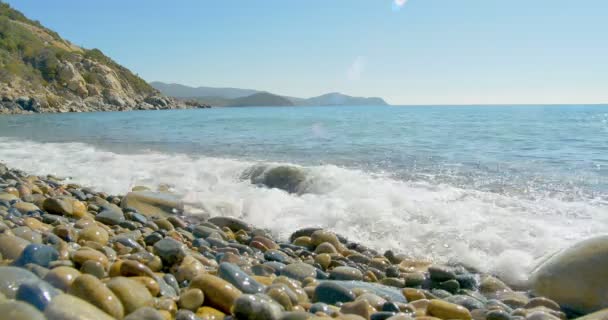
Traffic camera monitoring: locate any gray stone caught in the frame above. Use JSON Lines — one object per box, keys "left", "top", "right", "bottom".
{"left": 219, "top": 262, "right": 265, "bottom": 294}
{"left": 281, "top": 262, "right": 317, "bottom": 281}
{"left": 233, "top": 293, "right": 284, "bottom": 320}
{"left": 153, "top": 238, "right": 186, "bottom": 265}
{"left": 0, "top": 266, "right": 39, "bottom": 298}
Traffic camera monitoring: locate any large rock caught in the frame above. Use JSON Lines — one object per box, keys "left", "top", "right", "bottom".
{"left": 529, "top": 236, "right": 608, "bottom": 314}
{"left": 121, "top": 191, "right": 184, "bottom": 217}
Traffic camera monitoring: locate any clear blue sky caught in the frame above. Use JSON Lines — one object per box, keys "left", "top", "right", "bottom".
{"left": 6, "top": 0, "right": 608, "bottom": 104}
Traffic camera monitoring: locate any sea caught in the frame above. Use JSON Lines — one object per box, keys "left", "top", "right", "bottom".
{"left": 0, "top": 105, "right": 606, "bottom": 285}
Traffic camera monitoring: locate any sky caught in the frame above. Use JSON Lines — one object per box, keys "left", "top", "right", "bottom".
{"left": 5, "top": 0, "right": 608, "bottom": 105}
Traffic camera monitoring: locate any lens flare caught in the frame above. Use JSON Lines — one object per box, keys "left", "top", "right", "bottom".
{"left": 392, "top": 0, "right": 408, "bottom": 11}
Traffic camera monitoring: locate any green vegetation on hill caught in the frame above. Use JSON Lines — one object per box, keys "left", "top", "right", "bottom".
{"left": 0, "top": 2, "right": 165, "bottom": 113}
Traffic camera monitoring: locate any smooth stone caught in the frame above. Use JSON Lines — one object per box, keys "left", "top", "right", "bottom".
{"left": 326, "top": 281, "right": 407, "bottom": 303}
{"left": 280, "top": 311, "right": 314, "bottom": 320}
{"left": 233, "top": 293, "right": 284, "bottom": 320}
{"left": 314, "top": 281, "right": 356, "bottom": 305}
{"left": 219, "top": 262, "right": 265, "bottom": 294}
{"left": 79, "top": 226, "right": 109, "bottom": 245}
{"left": 315, "top": 242, "right": 338, "bottom": 254}
{"left": 341, "top": 299, "right": 375, "bottom": 319}
{"left": 16, "top": 279, "right": 60, "bottom": 310}
{"left": 428, "top": 265, "right": 456, "bottom": 282}
{"left": 44, "top": 266, "right": 81, "bottom": 291}
{"left": 281, "top": 263, "right": 317, "bottom": 281}
{"left": 45, "top": 294, "right": 115, "bottom": 320}
{"left": 123, "top": 306, "right": 165, "bottom": 320}
{"left": 382, "top": 302, "right": 401, "bottom": 313}
{"left": 573, "top": 309, "right": 608, "bottom": 320}
{"left": 106, "top": 276, "right": 154, "bottom": 314}
{"left": 80, "top": 260, "right": 106, "bottom": 278}
{"left": 486, "top": 310, "right": 511, "bottom": 320}
{"left": 193, "top": 225, "right": 228, "bottom": 240}
{"left": 154, "top": 237, "right": 186, "bottom": 265}
{"left": 13, "top": 244, "right": 59, "bottom": 268}
{"left": 179, "top": 288, "right": 205, "bottom": 311}
{"left": 265, "top": 250, "right": 293, "bottom": 264}
{"left": 371, "top": 312, "right": 399, "bottom": 320}
{"left": 315, "top": 253, "right": 332, "bottom": 270}
{"left": 95, "top": 207, "right": 125, "bottom": 225}
{"left": 43, "top": 197, "right": 77, "bottom": 216}
{"left": 525, "top": 311, "right": 561, "bottom": 320}
{"left": 444, "top": 295, "right": 486, "bottom": 311}
{"left": 13, "top": 226, "right": 43, "bottom": 243}
{"left": 121, "top": 191, "right": 183, "bottom": 217}
{"left": 68, "top": 274, "right": 124, "bottom": 319}
{"left": 176, "top": 255, "right": 206, "bottom": 282}
{"left": 72, "top": 248, "right": 109, "bottom": 268}
{"left": 0, "top": 266, "right": 39, "bottom": 298}
{"left": 529, "top": 236, "right": 608, "bottom": 314}
{"left": 0, "top": 234, "right": 30, "bottom": 260}
{"left": 524, "top": 297, "right": 560, "bottom": 311}
{"left": 208, "top": 216, "right": 252, "bottom": 232}
{"left": 195, "top": 306, "right": 226, "bottom": 320}
{"left": 176, "top": 309, "right": 202, "bottom": 320}
{"left": 330, "top": 266, "right": 364, "bottom": 281}
{"left": 190, "top": 274, "right": 242, "bottom": 313}
{"left": 427, "top": 299, "right": 472, "bottom": 320}
{"left": 13, "top": 202, "right": 40, "bottom": 214}
{"left": 480, "top": 276, "right": 511, "bottom": 299}
{"left": 310, "top": 230, "right": 343, "bottom": 250}
{"left": 310, "top": 302, "right": 332, "bottom": 314}
{"left": 0, "top": 300, "right": 46, "bottom": 320}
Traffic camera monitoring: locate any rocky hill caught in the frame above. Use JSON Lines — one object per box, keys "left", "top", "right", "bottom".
{"left": 0, "top": 3, "right": 200, "bottom": 114}
{"left": 225, "top": 92, "right": 294, "bottom": 107}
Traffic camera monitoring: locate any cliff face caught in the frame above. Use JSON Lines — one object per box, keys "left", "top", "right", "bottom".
{"left": 0, "top": 3, "right": 195, "bottom": 114}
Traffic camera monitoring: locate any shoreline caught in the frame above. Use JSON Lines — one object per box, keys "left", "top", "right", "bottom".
{"left": 0, "top": 162, "right": 604, "bottom": 319}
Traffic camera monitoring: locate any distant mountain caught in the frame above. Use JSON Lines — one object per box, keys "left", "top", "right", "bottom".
{"left": 298, "top": 92, "right": 388, "bottom": 106}
{"left": 150, "top": 82, "right": 259, "bottom": 99}
{"left": 226, "top": 92, "right": 293, "bottom": 107}
{"left": 151, "top": 82, "right": 389, "bottom": 107}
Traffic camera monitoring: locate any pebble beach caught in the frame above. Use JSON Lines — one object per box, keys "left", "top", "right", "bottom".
{"left": 0, "top": 162, "right": 606, "bottom": 320}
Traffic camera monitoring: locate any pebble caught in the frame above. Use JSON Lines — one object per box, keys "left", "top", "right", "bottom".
{"left": 330, "top": 266, "right": 364, "bottom": 281}
{"left": 125, "top": 306, "right": 166, "bottom": 320}
{"left": 78, "top": 226, "right": 109, "bottom": 245}
{"left": 106, "top": 276, "right": 154, "bottom": 314}
{"left": 44, "top": 293, "right": 116, "bottom": 320}
{"left": 95, "top": 207, "right": 125, "bottom": 225}
{"left": 15, "top": 279, "right": 60, "bottom": 310}
{"left": 233, "top": 293, "right": 285, "bottom": 320}
{"left": 154, "top": 237, "right": 186, "bottom": 265}
{"left": 281, "top": 263, "right": 317, "bottom": 281}
{"left": 427, "top": 299, "right": 473, "bottom": 320}
{"left": 0, "top": 266, "right": 39, "bottom": 298}
{"left": 44, "top": 266, "right": 81, "bottom": 291}
{"left": 13, "top": 243, "right": 59, "bottom": 267}
{"left": 314, "top": 281, "right": 356, "bottom": 305}
{"left": 68, "top": 274, "right": 124, "bottom": 319}
{"left": 0, "top": 234, "right": 30, "bottom": 260}
{"left": 219, "top": 262, "right": 265, "bottom": 294}
{"left": 0, "top": 300, "right": 46, "bottom": 320}
{"left": 179, "top": 288, "right": 205, "bottom": 311}
{"left": 190, "top": 274, "right": 242, "bottom": 313}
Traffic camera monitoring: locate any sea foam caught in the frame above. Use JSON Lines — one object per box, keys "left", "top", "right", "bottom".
{"left": 1, "top": 137, "right": 606, "bottom": 286}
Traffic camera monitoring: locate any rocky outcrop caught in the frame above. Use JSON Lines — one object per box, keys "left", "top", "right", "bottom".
{"left": 0, "top": 3, "right": 210, "bottom": 114}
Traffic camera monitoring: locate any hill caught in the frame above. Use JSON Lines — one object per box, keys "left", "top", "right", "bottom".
{"left": 0, "top": 3, "right": 197, "bottom": 114}
{"left": 151, "top": 81, "right": 389, "bottom": 107}
{"left": 225, "top": 92, "right": 294, "bottom": 107}
{"left": 149, "top": 82, "right": 259, "bottom": 99}
{"left": 298, "top": 92, "right": 388, "bottom": 106}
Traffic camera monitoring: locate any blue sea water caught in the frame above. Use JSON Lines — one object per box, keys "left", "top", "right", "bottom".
{"left": 0, "top": 105, "right": 607, "bottom": 283}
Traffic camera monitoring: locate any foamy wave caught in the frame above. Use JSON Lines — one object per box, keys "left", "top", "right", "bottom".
{"left": 1, "top": 137, "right": 606, "bottom": 286}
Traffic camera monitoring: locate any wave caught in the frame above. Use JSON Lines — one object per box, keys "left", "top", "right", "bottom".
{"left": 0, "top": 137, "right": 606, "bottom": 286}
